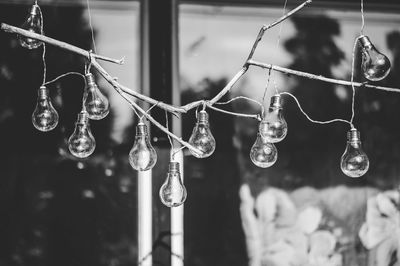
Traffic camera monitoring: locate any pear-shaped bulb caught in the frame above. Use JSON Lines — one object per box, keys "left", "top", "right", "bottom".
{"left": 129, "top": 122, "right": 157, "bottom": 171}
{"left": 68, "top": 111, "right": 96, "bottom": 158}
{"left": 250, "top": 133, "right": 278, "bottom": 168}
{"left": 18, "top": 4, "right": 43, "bottom": 49}
{"left": 83, "top": 73, "right": 110, "bottom": 120}
{"left": 259, "top": 94, "right": 287, "bottom": 143}
{"left": 340, "top": 128, "right": 369, "bottom": 178}
{"left": 359, "top": 35, "right": 391, "bottom": 81}
{"left": 159, "top": 162, "right": 187, "bottom": 207}
{"left": 32, "top": 86, "right": 59, "bottom": 132}
{"left": 188, "top": 110, "right": 216, "bottom": 158}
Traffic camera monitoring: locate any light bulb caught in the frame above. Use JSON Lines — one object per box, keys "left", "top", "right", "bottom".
{"left": 359, "top": 35, "right": 391, "bottom": 81}
{"left": 259, "top": 94, "right": 287, "bottom": 143}
{"left": 188, "top": 110, "right": 216, "bottom": 158}
{"left": 83, "top": 73, "right": 110, "bottom": 120}
{"left": 159, "top": 162, "right": 187, "bottom": 208}
{"left": 340, "top": 128, "right": 369, "bottom": 178}
{"left": 128, "top": 122, "right": 157, "bottom": 171}
{"left": 32, "top": 86, "right": 59, "bottom": 132}
{"left": 250, "top": 133, "right": 278, "bottom": 168}
{"left": 68, "top": 111, "right": 96, "bottom": 158}
{"left": 18, "top": 4, "right": 43, "bottom": 49}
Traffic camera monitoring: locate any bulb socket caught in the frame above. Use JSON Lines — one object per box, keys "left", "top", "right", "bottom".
{"left": 77, "top": 111, "right": 89, "bottom": 124}
{"left": 85, "top": 73, "right": 96, "bottom": 87}
{"left": 270, "top": 94, "right": 282, "bottom": 109}
{"left": 347, "top": 128, "right": 361, "bottom": 142}
{"left": 38, "top": 86, "right": 49, "bottom": 99}
{"left": 30, "top": 4, "right": 40, "bottom": 15}
{"left": 168, "top": 161, "right": 180, "bottom": 173}
{"left": 136, "top": 122, "right": 148, "bottom": 136}
{"left": 358, "top": 35, "right": 373, "bottom": 49}
{"left": 197, "top": 110, "right": 209, "bottom": 123}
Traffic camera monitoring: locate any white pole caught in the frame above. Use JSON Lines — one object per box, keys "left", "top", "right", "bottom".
{"left": 170, "top": 0, "right": 183, "bottom": 264}
{"left": 137, "top": 170, "right": 153, "bottom": 266}
{"left": 138, "top": 0, "right": 152, "bottom": 263}
{"left": 171, "top": 150, "right": 184, "bottom": 266}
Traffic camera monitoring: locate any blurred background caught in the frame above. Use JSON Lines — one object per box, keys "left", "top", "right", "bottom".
{"left": 0, "top": 0, "right": 400, "bottom": 266}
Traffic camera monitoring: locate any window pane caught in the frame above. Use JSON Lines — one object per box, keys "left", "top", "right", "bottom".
{"left": 180, "top": 4, "right": 400, "bottom": 266}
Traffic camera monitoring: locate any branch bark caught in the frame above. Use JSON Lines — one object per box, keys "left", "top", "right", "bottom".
{"left": 245, "top": 0, "right": 312, "bottom": 62}
{"left": 247, "top": 59, "right": 400, "bottom": 93}
{"left": 1, "top": 23, "right": 124, "bottom": 65}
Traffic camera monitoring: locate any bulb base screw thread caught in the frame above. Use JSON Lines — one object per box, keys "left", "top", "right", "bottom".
{"left": 85, "top": 73, "right": 96, "bottom": 86}
{"left": 30, "top": 4, "right": 40, "bottom": 15}
{"left": 347, "top": 128, "right": 361, "bottom": 142}
{"left": 270, "top": 94, "right": 282, "bottom": 109}
{"left": 38, "top": 86, "right": 49, "bottom": 99}
{"left": 136, "top": 122, "right": 148, "bottom": 136}
{"left": 168, "top": 161, "right": 180, "bottom": 173}
{"left": 77, "top": 111, "right": 89, "bottom": 124}
{"left": 358, "top": 35, "right": 373, "bottom": 49}
{"left": 197, "top": 110, "right": 209, "bottom": 123}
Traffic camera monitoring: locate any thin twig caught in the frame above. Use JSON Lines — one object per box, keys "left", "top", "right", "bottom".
{"left": 247, "top": 59, "right": 400, "bottom": 93}
{"left": 90, "top": 59, "right": 184, "bottom": 114}
{"left": 0, "top": 23, "right": 124, "bottom": 65}
{"left": 208, "top": 67, "right": 248, "bottom": 105}
{"left": 245, "top": 0, "right": 312, "bottom": 62}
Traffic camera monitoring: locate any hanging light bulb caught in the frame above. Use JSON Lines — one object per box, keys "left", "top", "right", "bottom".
{"left": 32, "top": 86, "right": 59, "bottom": 132}
{"left": 340, "top": 128, "right": 369, "bottom": 178}
{"left": 159, "top": 161, "right": 187, "bottom": 208}
{"left": 250, "top": 133, "right": 278, "bottom": 168}
{"left": 18, "top": 4, "right": 43, "bottom": 49}
{"left": 358, "top": 35, "right": 391, "bottom": 81}
{"left": 259, "top": 94, "right": 287, "bottom": 143}
{"left": 128, "top": 121, "right": 157, "bottom": 171}
{"left": 83, "top": 73, "right": 110, "bottom": 120}
{"left": 188, "top": 110, "right": 216, "bottom": 158}
{"left": 68, "top": 110, "right": 96, "bottom": 158}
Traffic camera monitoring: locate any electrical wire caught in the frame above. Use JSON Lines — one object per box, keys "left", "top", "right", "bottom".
{"left": 280, "top": 91, "right": 353, "bottom": 127}
{"left": 86, "top": 0, "right": 98, "bottom": 53}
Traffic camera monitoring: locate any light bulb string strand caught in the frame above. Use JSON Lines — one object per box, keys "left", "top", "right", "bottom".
{"left": 214, "top": 96, "right": 264, "bottom": 113}
{"left": 86, "top": 0, "right": 97, "bottom": 54}
{"left": 280, "top": 91, "right": 353, "bottom": 127}
{"left": 165, "top": 110, "right": 175, "bottom": 160}
{"left": 43, "top": 71, "right": 86, "bottom": 86}
{"left": 360, "top": 0, "right": 365, "bottom": 35}
{"left": 262, "top": 68, "right": 272, "bottom": 106}
{"left": 140, "top": 101, "right": 160, "bottom": 120}
{"left": 206, "top": 104, "right": 261, "bottom": 121}
{"left": 350, "top": 36, "right": 362, "bottom": 125}
{"left": 37, "top": 4, "right": 46, "bottom": 86}
{"left": 271, "top": 0, "right": 289, "bottom": 95}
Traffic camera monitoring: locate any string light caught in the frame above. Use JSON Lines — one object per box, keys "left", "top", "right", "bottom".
{"left": 188, "top": 109, "right": 216, "bottom": 158}
{"left": 68, "top": 110, "right": 96, "bottom": 158}
{"left": 83, "top": 71, "right": 110, "bottom": 120}
{"left": 340, "top": 128, "right": 369, "bottom": 178}
{"left": 8, "top": 0, "right": 400, "bottom": 209}
{"left": 249, "top": 133, "right": 278, "bottom": 168}
{"left": 128, "top": 119, "right": 157, "bottom": 171}
{"left": 159, "top": 111, "right": 187, "bottom": 208}
{"left": 259, "top": 94, "right": 288, "bottom": 143}
{"left": 31, "top": 85, "right": 59, "bottom": 132}
{"left": 159, "top": 161, "right": 187, "bottom": 208}
{"left": 18, "top": 2, "right": 43, "bottom": 49}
